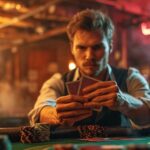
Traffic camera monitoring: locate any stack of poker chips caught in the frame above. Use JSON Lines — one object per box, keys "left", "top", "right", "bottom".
{"left": 20, "top": 123, "right": 150, "bottom": 144}
{"left": 54, "top": 144, "right": 78, "bottom": 150}
{"left": 20, "top": 124, "right": 107, "bottom": 143}
{"left": 20, "top": 123, "right": 50, "bottom": 143}
{"left": 77, "top": 125, "right": 106, "bottom": 138}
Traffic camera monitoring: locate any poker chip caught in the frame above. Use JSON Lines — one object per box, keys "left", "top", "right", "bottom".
{"left": 80, "top": 145, "right": 103, "bottom": 150}
{"left": 54, "top": 144, "right": 78, "bottom": 150}
{"left": 127, "top": 144, "right": 150, "bottom": 150}
{"left": 77, "top": 125, "right": 106, "bottom": 138}
{"left": 20, "top": 123, "right": 50, "bottom": 143}
{"left": 100, "top": 145, "right": 126, "bottom": 150}
{"left": 80, "top": 145, "right": 125, "bottom": 150}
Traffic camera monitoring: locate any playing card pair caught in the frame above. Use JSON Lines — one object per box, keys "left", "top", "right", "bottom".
{"left": 66, "top": 75, "right": 100, "bottom": 96}
{"left": 64, "top": 76, "right": 102, "bottom": 125}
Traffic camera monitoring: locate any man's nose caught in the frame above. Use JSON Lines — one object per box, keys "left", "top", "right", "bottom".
{"left": 85, "top": 48, "right": 95, "bottom": 59}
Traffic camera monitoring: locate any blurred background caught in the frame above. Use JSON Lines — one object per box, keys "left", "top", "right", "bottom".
{"left": 0, "top": 0, "right": 149, "bottom": 127}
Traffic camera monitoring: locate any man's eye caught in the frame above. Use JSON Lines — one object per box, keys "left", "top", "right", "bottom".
{"left": 92, "top": 44, "right": 104, "bottom": 50}
{"left": 77, "top": 46, "right": 86, "bottom": 50}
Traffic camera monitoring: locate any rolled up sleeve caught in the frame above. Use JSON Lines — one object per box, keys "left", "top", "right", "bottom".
{"left": 28, "top": 73, "right": 64, "bottom": 125}
{"left": 116, "top": 68, "right": 150, "bottom": 128}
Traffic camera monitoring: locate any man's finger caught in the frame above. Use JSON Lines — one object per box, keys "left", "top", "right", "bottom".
{"left": 84, "top": 99, "right": 116, "bottom": 109}
{"left": 83, "top": 81, "right": 117, "bottom": 93}
{"left": 83, "top": 85, "right": 118, "bottom": 99}
{"left": 62, "top": 112, "right": 92, "bottom": 126}
{"left": 56, "top": 102, "right": 84, "bottom": 112}
{"left": 92, "top": 93, "right": 117, "bottom": 102}
{"left": 58, "top": 109, "right": 92, "bottom": 119}
{"left": 57, "top": 95, "right": 88, "bottom": 104}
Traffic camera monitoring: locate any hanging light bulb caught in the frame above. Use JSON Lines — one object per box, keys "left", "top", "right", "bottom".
{"left": 68, "top": 61, "right": 76, "bottom": 70}
{"left": 141, "top": 22, "right": 150, "bottom": 35}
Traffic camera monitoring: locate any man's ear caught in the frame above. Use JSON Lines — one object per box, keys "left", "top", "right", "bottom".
{"left": 70, "top": 42, "right": 74, "bottom": 55}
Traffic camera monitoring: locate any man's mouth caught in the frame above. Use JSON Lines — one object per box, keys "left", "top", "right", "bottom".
{"left": 83, "top": 62, "right": 98, "bottom": 67}
{"left": 83, "top": 64, "right": 99, "bottom": 70}
{"left": 85, "top": 65, "right": 97, "bottom": 67}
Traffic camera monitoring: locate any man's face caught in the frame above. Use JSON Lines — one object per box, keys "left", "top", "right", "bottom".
{"left": 71, "top": 29, "right": 111, "bottom": 77}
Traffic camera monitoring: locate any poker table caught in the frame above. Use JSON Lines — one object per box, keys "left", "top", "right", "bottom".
{"left": 1, "top": 125, "right": 150, "bottom": 150}
{"left": 12, "top": 136, "right": 150, "bottom": 150}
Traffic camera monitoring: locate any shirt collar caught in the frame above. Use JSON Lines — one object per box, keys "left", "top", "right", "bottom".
{"left": 73, "top": 64, "right": 116, "bottom": 81}
{"left": 107, "top": 64, "right": 115, "bottom": 80}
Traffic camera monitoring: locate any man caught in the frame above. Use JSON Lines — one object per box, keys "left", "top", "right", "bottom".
{"left": 29, "top": 9, "right": 150, "bottom": 128}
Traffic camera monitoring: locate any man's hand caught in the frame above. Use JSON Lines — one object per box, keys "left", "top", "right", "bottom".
{"left": 40, "top": 106, "right": 61, "bottom": 125}
{"left": 82, "top": 81, "right": 118, "bottom": 110}
{"left": 56, "top": 95, "right": 92, "bottom": 126}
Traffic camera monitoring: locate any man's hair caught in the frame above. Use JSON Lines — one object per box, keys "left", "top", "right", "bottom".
{"left": 67, "top": 9, "right": 115, "bottom": 44}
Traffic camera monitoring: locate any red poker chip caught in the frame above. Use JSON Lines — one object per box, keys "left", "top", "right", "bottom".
{"left": 127, "top": 144, "right": 150, "bottom": 150}
{"left": 54, "top": 144, "right": 78, "bottom": 150}
{"left": 80, "top": 145, "right": 125, "bottom": 150}
{"left": 100, "top": 145, "right": 126, "bottom": 150}
{"left": 80, "top": 145, "right": 102, "bottom": 150}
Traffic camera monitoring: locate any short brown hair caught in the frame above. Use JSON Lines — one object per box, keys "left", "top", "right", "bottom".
{"left": 67, "top": 9, "right": 115, "bottom": 44}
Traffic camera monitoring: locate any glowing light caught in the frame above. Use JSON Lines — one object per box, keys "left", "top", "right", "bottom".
{"left": 3, "top": 3, "right": 15, "bottom": 10}
{"left": 141, "top": 22, "right": 150, "bottom": 35}
{"left": 48, "top": 5, "right": 56, "bottom": 13}
{"left": 35, "top": 26, "right": 45, "bottom": 34}
{"left": 1, "top": 2, "right": 27, "bottom": 12}
{"left": 68, "top": 61, "right": 76, "bottom": 70}
{"left": 16, "top": 4, "right": 21, "bottom": 10}
{"left": 11, "top": 47, "right": 18, "bottom": 53}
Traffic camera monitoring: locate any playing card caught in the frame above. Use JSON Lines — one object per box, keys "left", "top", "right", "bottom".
{"left": 78, "top": 75, "right": 99, "bottom": 96}
{"left": 66, "top": 80, "right": 80, "bottom": 95}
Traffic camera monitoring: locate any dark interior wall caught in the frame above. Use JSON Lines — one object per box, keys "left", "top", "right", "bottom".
{"left": 108, "top": 8, "right": 150, "bottom": 84}
{"left": 19, "top": 35, "right": 71, "bottom": 97}
{"left": 0, "top": 35, "right": 72, "bottom": 119}
{"left": 127, "top": 26, "right": 150, "bottom": 67}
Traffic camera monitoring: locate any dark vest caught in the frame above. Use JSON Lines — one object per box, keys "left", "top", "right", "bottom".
{"left": 62, "top": 66, "right": 131, "bottom": 127}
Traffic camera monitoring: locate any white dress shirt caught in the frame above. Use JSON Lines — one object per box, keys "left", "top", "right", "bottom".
{"left": 28, "top": 65, "right": 150, "bottom": 128}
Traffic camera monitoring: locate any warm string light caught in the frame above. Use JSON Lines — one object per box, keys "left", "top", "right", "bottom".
{"left": 141, "top": 22, "right": 150, "bottom": 35}
{"left": 0, "top": 0, "right": 64, "bottom": 29}
{"left": 68, "top": 61, "right": 76, "bottom": 70}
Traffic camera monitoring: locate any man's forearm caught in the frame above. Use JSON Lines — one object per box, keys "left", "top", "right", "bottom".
{"left": 117, "top": 92, "right": 150, "bottom": 126}
{"left": 40, "top": 106, "right": 60, "bottom": 125}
